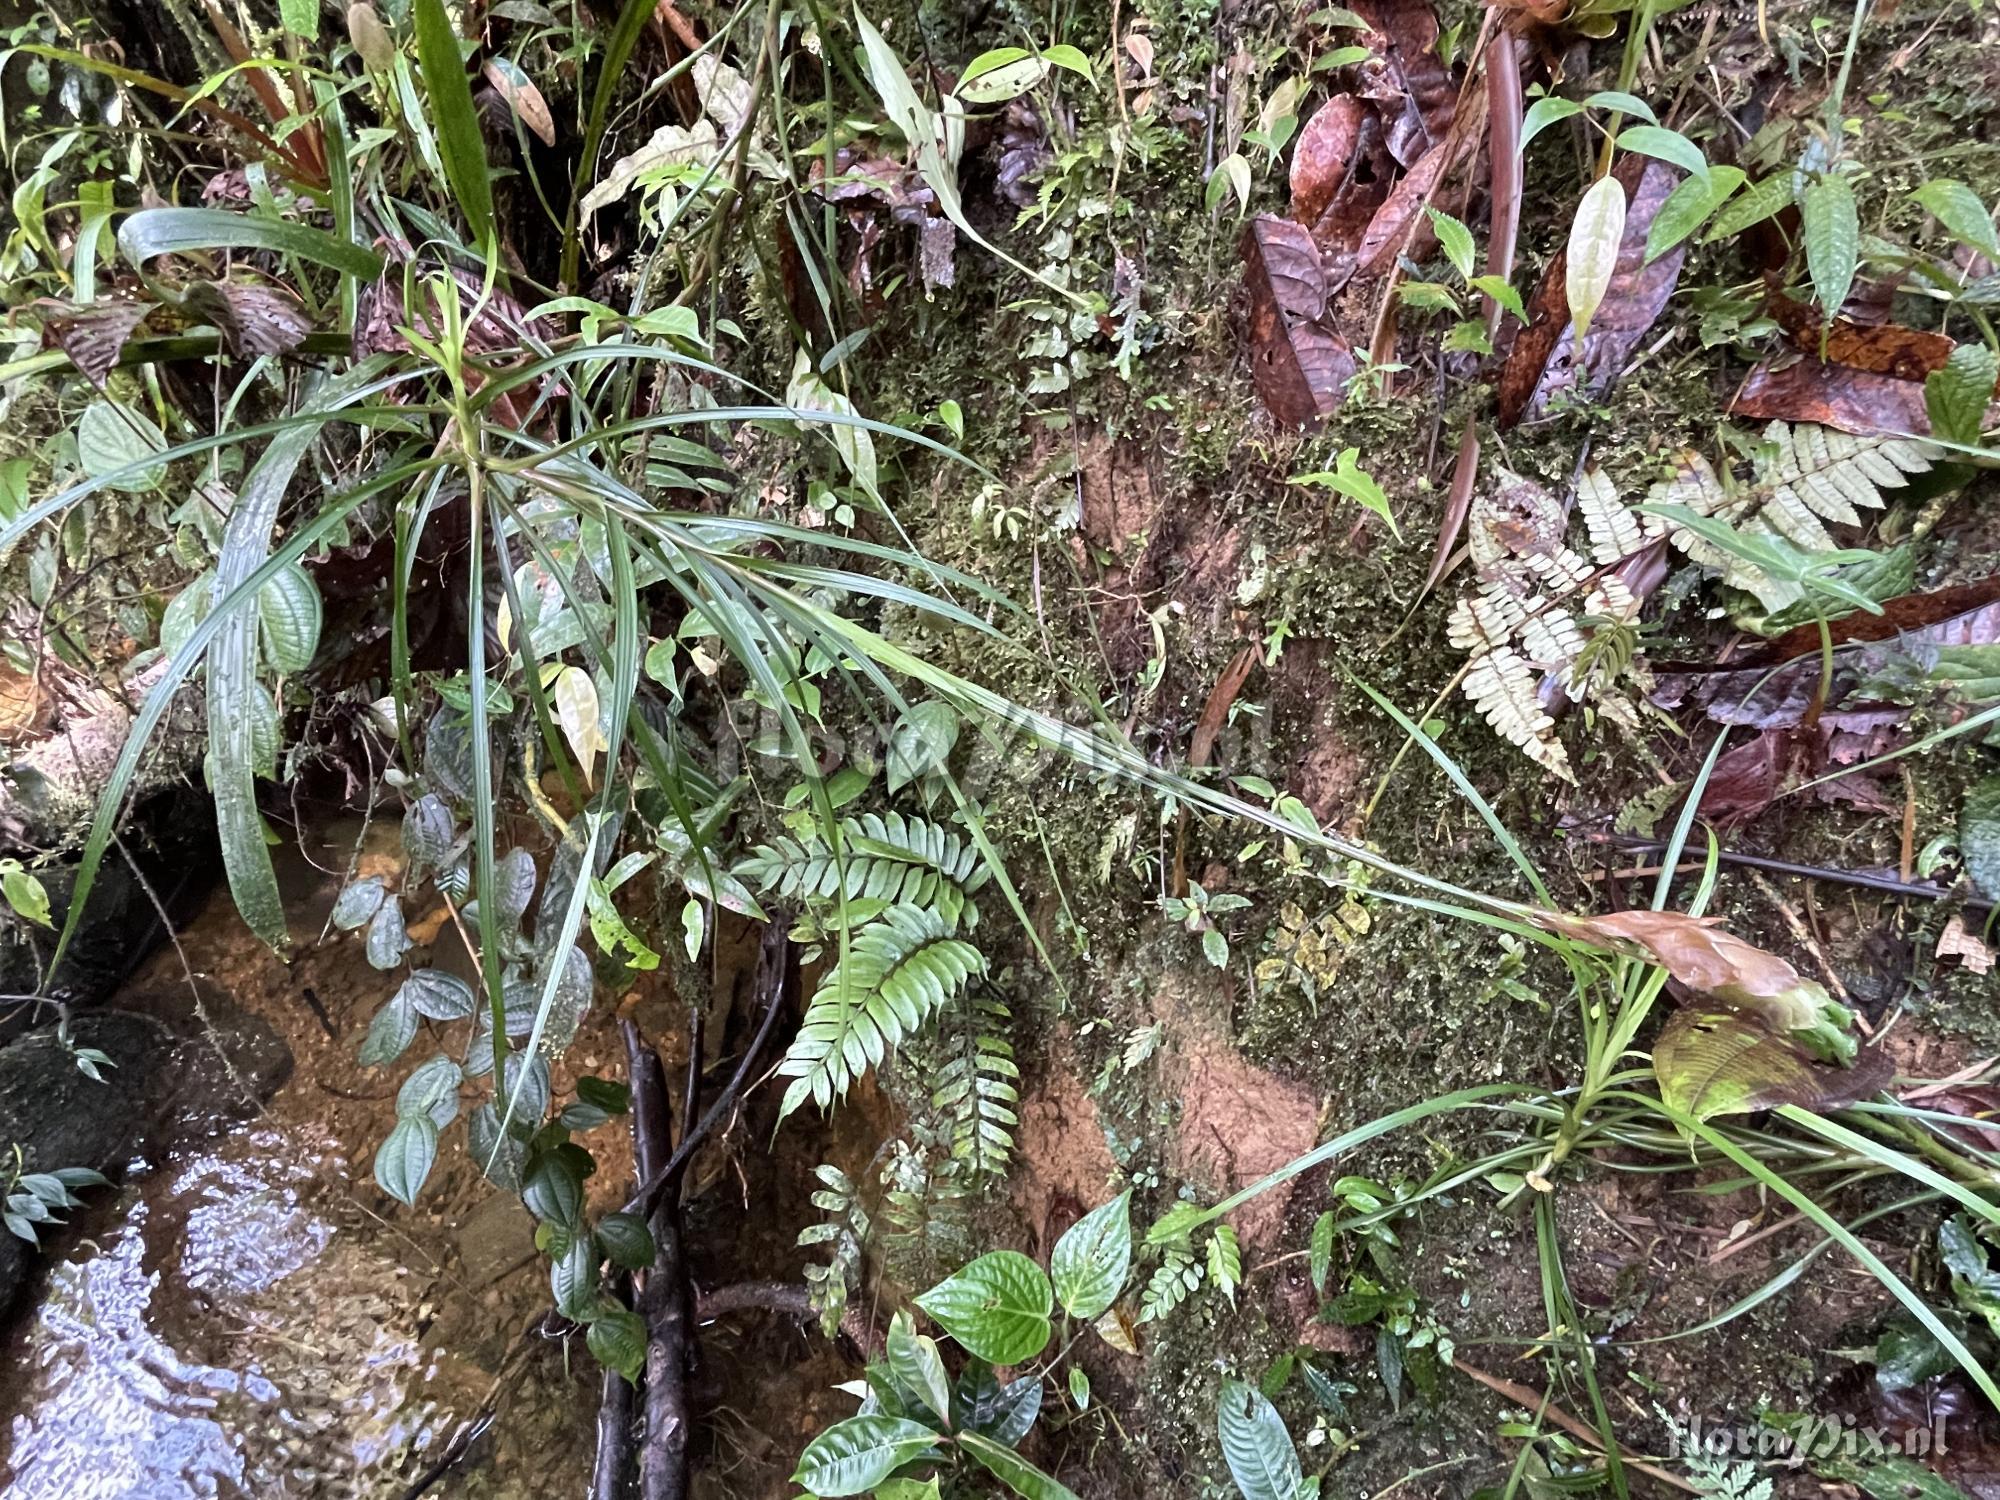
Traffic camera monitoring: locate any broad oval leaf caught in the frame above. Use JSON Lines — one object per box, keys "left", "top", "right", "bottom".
{"left": 1646, "top": 165, "right": 1745, "bottom": 264}
{"left": 1217, "top": 1378, "right": 1303, "bottom": 1500}
{"left": 596, "top": 1211, "right": 655, "bottom": 1270}
{"left": 358, "top": 991, "right": 418, "bottom": 1066}
{"left": 331, "top": 874, "right": 387, "bottom": 929}
{"left": 1050, "top": 1188, "right": 1133, "bottom": 1320}
{"left": 914, "top": 1251, "right": 1053, "bottom": 1365}
{"left": 954, "top": 1359, "right": 1043, "bottom": 1446}
{"left": 887, "top": 701, "right": 961, "bottom": 793}
{"left": 1615, "top": 124, "right": 1708, "bottom": 181}
{"left": 402, "top": 794, "right": 454, "bottom": 879}
{"left": 396, "top": 1053, "right": 464, "bottom": 1127}
{"left": 257, "top": 564, "right": 322, "bottom": 673}
{"left": 552, "top": 665, "right": 606, "bottom": 786}
{"left": 374, "top": 1114, "right": 438, "bottom": 1206}
{"left": 365, "top": 894, "right": 411, "bottom": 969}
{"left": 1517, "top": 94, "right": 1582, "bottom": 153}
{"left": 956, "top": 47, "right": 1048, "bottom": 105}
{"left": 886, "top": 1310, "right": 952, "bottom": 1422}
{"left": 789, "top": 1415, "right": 940, "bottom": 1497}
{"left": 402, "top": 966, "right": 476, "bottom": 1020}
{"left": 587, "top": 1303, "right": 646, "bottom": 1383}
{"left": 1653, "top": 1007, "right": 1891, "bottom": 1123}
{"left": 550, "top": 1232, "right": 596, "bottom": 1317}
{"left": 1565, "top": 173, "right": 1628, "bottom": 344}
{"left": 1911, "top": 178, "right": 2000, "bottom": 263}
{"left": 77, "top": 400, "right": 167, "bottom": 492}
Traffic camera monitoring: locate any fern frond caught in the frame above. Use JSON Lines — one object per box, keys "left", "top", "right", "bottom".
{"left": 737, "top": 811, "right": 991, "bottom": 929}
{"left": 1139, "top": 1243, "right": 1204, "bottom": 1322}
{"left": 1578, "top": 463, "right": 1660, "bottom": 565}
{"left": 1650, "top": 421, "right": 1932, "bottom": 610}
{"left": 1464, "top": 647, "right": 1570, "bottom": 780}
{"left": 778, "top": 904, "right": 985, "bottom": 1115}
{"left": 933, "top": 993, "right": 1020, "bottom": 1177}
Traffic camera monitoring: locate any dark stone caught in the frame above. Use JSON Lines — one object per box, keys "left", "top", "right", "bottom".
{"left": 0, "top": 1012, "right": 171, "bottom": 1317}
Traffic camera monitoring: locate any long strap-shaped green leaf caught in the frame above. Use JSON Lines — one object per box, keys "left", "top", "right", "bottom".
{"left": 410, "top": 0, "right": 494, "bottom": 253}
{"left": 1613, "top": 1089, "right": 2000, "bottom": 1408}
{"left": 211, "top": 361, "right": 397, "bottom": 951}
{"left": 118, "top": 207, "right": 383, "bottom": 281}
{"left": 45, "top": 444, "right": 431, "bottom": 981}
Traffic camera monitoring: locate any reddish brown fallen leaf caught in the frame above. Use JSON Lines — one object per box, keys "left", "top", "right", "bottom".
{"left": 1291, "top": 96, "right": 1366, "bottom": 229}
{"left": 483, "top": 58, "right": 557, "bottom": 146}
{"left": 1497, "top": 156, "right": 1687, "bottom": 428}
{"left": 1697, "top": 728, "right": 1793, "bottom": 822}
{"left": 1696, "top": 721, "right": 1900, "bottom": 823}
{"left": 1741, "top": 576, "right": 2000, "bottom": 668}
{"left": 1351, "top": 0, "right": 1457, "bottom": 153}
{"left": 1655, "top": 586, "right": 2000, "bottom": 728}
{"left": 1728, "top": 357, "right": 1934, "bottom": 437}
{"left": 1241, "top": 215, "right": 1357, "bottom": 427}
{"left": 1539, "top": 908, "right": 1830, "bottom": 1014}
{"left": 1768, "top": 294, "right": 1955, "bottom": 377}
{"left": 31, "top": 297, "right": 155, "bottom": 386}
{"left": 1189, "top": 645, "right": 1260, "bottom": 769}
{"left": 1290, "top": 97, "right": 1393, "bottom": 253}
{"left": 1352, "top": 132, "right": 1451, "bottom": 276}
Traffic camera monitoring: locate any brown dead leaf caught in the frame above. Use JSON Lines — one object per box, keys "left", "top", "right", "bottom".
{"left": 1743, "top": 577, "right": 2000, "bottom": 668}
{"left": 482, "top": 58, "right": 556, "bottom": 146}
{"left": 1728, "top": 358, "right": 1935, "bottom": 437}
{"left": 1938, "top": 915, "right": 1996, "bottom": 974}
{"left": 1729, "top": 296, "right": 1957, "bottom": 436}
{"left": 1296, "top": 94, "right": 1376, "bottom": 232}
{"left": 180, "top": 280, "right": 312, "bottom": 357}
{"left": 1241, "top": 215, "right": 1357, "bottom": 427}
{"left": 1352, "top": 0, "right": 1457, "bottom": 152}
{"left": 1497, "top": 156, "right": 1687, "bottom": 427}
{"left": 1351, "top": 132, "right": 1454, "bottom": 277}
{"left": 31, "top": 297, "right": 155, "bottom": 386}
{"left": 1189, "top": 646, "right": 1260, "bottom": 770}
{"left": 1539, "top": 908, "right": 1830, "bottom": 1019}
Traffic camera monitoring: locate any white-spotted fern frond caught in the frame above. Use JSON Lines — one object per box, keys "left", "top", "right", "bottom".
{"left": 777, "top": 904, "right": 985, "bottom": 1116}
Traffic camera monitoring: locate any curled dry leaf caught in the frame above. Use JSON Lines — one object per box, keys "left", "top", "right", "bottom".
{"left": 1539, "top": 908, "right": 1831, "bottom": 1020}
{"left": 1241, "top": 215, "right": 1357, "bottom": 427}
{"left": 1498, "top": 157, "right": 1687, "bottom": 428}
{"left": 181, "top": 280, "right": 313, "bottom": 357}
{"left": 482, "top": 57, "right": 556, "bottom": 146}
{"left": 1352, "top": 132, "right": 1453, "bottom": 276}
{"left": 1351, "top": 0, "right": 1457, "bottom": 154}
{"left": 31, "top": 297, "right": 155, "bottom": 386}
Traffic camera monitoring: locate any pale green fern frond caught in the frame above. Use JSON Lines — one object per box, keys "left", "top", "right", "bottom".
{"left": 932, "top": 992, "right": 1019, "bottom": 1177}
{"left": 738, "top": 810, "right": 992, "bottom": 929}
{"left": 778, "top": 904, "right": 985, "bottom": 1115}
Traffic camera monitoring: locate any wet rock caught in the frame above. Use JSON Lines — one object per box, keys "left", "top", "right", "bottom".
{"left": 0, "top": 1011, "right": 170, "bottom": 1316}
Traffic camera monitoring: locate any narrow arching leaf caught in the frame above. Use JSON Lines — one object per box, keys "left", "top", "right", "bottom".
{"left": 1646, "top": 165, "right": 1744, "bottom": 263}
{"left": 958, "top": 1431, "right": 1082, "bottom": 1500}
{"left": 1615, "top": 125, "right": 1708, "bottom": 181}
{"left": 914, "top": 1251, "right": 1053, "bottom": 1365}
{"left": 118, "top": 207, "right": 383, "bottom": 280}
{"left": 790, "top": 1415, "right": 940, "bottom": 1497}
{"left": 1566, "top": 173, "right": 1627, "bottom": 343}
{"left": 1704, "top": 168, "right": 1797, "bottom": 242}
{"left": 886, "top": 1311, "right": 952, "bottom": 1422}
{"left": 1050, "top": 1189, "right": 1132, "bottom": 1320}
{"left": 374, "top": 1114, "right": 438, "bottom": 1205}
{"left": 411, "top": 0, "right": 495, "bottom": 249}
{"left": 1802, "top": 174, "right": 1860, "bottom": 326}
{"left": 1217, "top": 1378, "right": 1303, "bottom": 1500}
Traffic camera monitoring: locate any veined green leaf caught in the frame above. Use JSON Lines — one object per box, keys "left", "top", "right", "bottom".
{"left": 1911, "top": 178, "right": 2000, "bottom": 262}
{"left": 1518, "top": 95, "right": 1582, "bottom": 153}
{"left": 1925, "top": 344, "right": 1998, "bottom": 446}
{"left": 411, "top": 0, "right": 495, "bottom": 249}
{"left": 374, "top": 1114, "right": 437, "bottom": 1205}
{"left": 257, "top": 564, "right": 322, "bottom": 673}
{"left": 886, "top": 1311, "right": 952, "bottom": 1422}
{"left": 1703, "top": 169, "right": 1796, "bottom": 242}
{"left": 956, "top": 47, "right": 1046, "bottom": 105}
{"left": 76, "top": 400, "right": 166, "bottom": 493}
{"left": 1615, "top": 124, "right": 1708, "bottom": 181}
{"left": 790, "top": 1416, "right": 939, "bottom": 1497}
{"left": 1802, "top": 174, "right": 1860, "bottom": 324}
{"left": 1050, "top": 1189, "right": 1132, "bottom": 1320}
{"left": 1646, "top": 165, "right": 1745, "bottom": 263}
{"left": 118, "top": 207, "right": 383, "bottom": 280}
{"left": 914, "top": 1251, "right": 1053, "bottom": 1365}
{"left": 1217, "top": 1378, "right": 1303, "bottom": 1500}
{"left": 958, "top": 1431, "right": 1082, "bottom": 1500}
{"left": 1424, "top": 207, "right": 1477, "bottom": 280}
{"left": 1566, "top": 173, "right": 1628, "bottom": 344}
